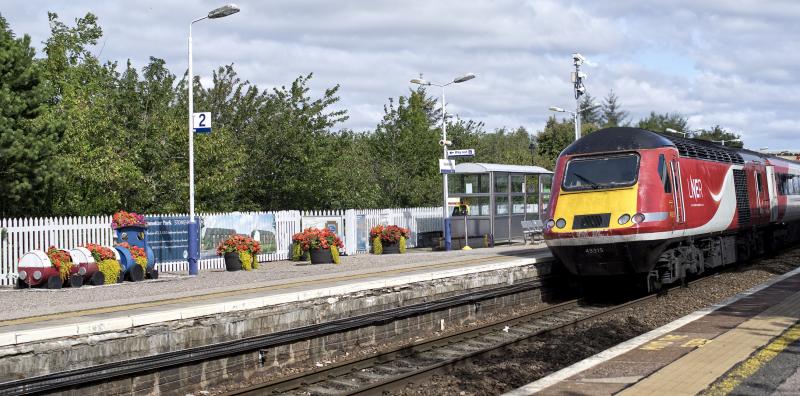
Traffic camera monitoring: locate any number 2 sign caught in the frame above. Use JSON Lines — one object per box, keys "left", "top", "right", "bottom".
{"left": 193, "top": 112, "right": 212, "bottom": 133}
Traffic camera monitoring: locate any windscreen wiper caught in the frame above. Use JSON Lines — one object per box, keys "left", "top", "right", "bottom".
{"left": 572, "top": 172, "right": 601, "bottom": 189}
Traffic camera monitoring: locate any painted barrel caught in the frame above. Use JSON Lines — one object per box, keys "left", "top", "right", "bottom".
{"left": 113, "top": 244, "right": 145, "bottom": 282}
{"left": 69, "top": 247, "right": 105, "bottom": 286}
{"left": 115, "top": 225, "right": 157, "bottom": 279}
{"left": 17, "top": 250, "right": 65, "bottom": 289}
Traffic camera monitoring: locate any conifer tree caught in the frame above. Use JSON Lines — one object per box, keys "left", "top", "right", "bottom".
{"left": 0, "top": 15, "right": 62, "bottom": 216}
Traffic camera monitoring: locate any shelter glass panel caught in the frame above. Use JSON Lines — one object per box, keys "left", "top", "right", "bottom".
{"left": 511, "top": 175, "right": 525, "bottom": 193}
{"left": 512, "top": 196, "right": 526, "bottom": 214}
{"left": 495, "top": 196, "right": 509, "bottom": 215}
{"left": 495, "top": 173, "right": 509, "bottom": 193}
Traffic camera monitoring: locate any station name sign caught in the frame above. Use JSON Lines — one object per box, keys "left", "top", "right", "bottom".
{"left": 447, "top": 149, "right": 476, "bottom": 157}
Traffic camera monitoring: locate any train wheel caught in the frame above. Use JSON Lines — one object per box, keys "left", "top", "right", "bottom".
{"left": 46, "top": 276, "right": 63, "bottom": 289}
{"left": 117, "top": 271, "right": 125, "bottom": 283}
{"left": 89, "top": 271, "right": 105, "bottom": 286}
{"left": 69, "top": 274, "right": 83, "bottom": 288}
{"left": 126, "top": 265, "right": 145, "bottom": 282}
{"left": 147, "top": 268, "right": 159, "bottom": 280}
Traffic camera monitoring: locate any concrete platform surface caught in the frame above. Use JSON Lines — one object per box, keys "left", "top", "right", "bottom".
{"left": 504, "top": 265, "right": 800, "bottom": 396}
{"left": 0, "top": 245, "right": 551, "bottom": 347}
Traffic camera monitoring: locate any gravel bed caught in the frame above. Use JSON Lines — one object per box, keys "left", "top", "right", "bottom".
{"left": 390, "top": 248, "right": 800, "bottom": 396}
{"left": 0, "top": 244, "right": 545, "bottom": 321}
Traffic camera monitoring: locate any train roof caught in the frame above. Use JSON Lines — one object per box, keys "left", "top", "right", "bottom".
{"left": 561, "top": 127, "right": 800, "bottom": 165}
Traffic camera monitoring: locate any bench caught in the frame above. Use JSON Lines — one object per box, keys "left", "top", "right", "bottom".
{"left": 521, "top": 220, "right": 544, "bottom": 244}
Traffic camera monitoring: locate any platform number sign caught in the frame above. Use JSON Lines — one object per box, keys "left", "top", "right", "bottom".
{"left": 193, "top": 112, "right": 212, "bottom": 133}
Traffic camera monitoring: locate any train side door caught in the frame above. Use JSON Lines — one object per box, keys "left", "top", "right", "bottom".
{"left": 754, "top": 169, "right": 769, "bottom": 223}
{"left": 766, "top": 166, "right": 778, "bottom": 222}
{"left": 670, "top": 159, "right": 686, "bottom": 226}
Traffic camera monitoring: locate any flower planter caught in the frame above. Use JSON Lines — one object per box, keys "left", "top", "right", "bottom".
{"left": 381, "top": 241, "right": 401, "bottom": 254}
{"left": 224, "top": 252, "right": 243, "bottom": 271}
{"left": 310, "top": 248, "right": 334, "bottom": 264}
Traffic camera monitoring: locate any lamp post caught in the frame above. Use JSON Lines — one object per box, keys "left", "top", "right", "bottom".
{"left": 410, "top": 73, "right": 476, "bottom": 251}
{"left": 187, "top": 3, "right": 240, "bottom": 275}
{"left": 571, "top": 53, "right": 586, "bottom": 141}
{"left": 666, "top": 127, "right": 691, "bottom": 138}
{"left": 548, "top": 106, "right": 578, "bottom": 141}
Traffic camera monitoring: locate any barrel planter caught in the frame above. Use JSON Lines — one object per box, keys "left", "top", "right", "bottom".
{"left": 292, "top": 242, "right": 309, "bottom": 261}
{"left": 16, "top": 250, "right": 61, "bottom": 289}
{"left": 310, "top": 248, "right": 334, "bottom": 264}
{"left": 69, "top": 247, "right": 105, "bottom": 286}
{"left": 224, "top": 252, "right": 243, "bottom": 271}
{"left": 381, "top": 241, "right": 401, "bottom": 254}
{"left": 115, "top": 225, "right": 158, "bottom": 280}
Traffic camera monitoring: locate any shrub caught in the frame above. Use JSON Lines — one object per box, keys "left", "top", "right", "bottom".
{"left": 216, "top": 234, "right": 261, "bottom": 271}
{"left": 111, "top": 211, "right": 146, "bottom": 229}
{"left": 84, "top": 243, "right": 121, "bottom": 283}
{"left": 46, "top": 246, "right": 73, "bottom": 281}
{"left": 369, "top": 225, "right": 410, "bottom": 254}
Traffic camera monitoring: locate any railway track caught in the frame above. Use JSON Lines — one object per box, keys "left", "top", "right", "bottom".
{"left": 229, "top": 275, "right": 714, "bottom": 396}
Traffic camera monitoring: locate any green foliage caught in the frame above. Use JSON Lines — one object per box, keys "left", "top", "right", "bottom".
{"left": 372, "top": 236, "right": 383, "bottom": 255}
{"left": 97, "top": 259, "right": 121, "bottom": 284}
{"left": 331, "top": 245, "right": 340, "bottom": 264}
{"left": 579, "top": 94, "right": 602, "bottom": 126}
{"left": 0, "top": 15, "right": 63, "bottom": 217}
{"left": 601, "top": 90, "right": 630, "bottom": 128}
{"left": 693, "top": 125, "right": 743, "bottom": 148}
{"left": 240, "top": 250, "right": 253, "bottom": 271}
{"left": 637, "top": 112, "right": 688, "bottom": 135}
{"left": 291, "top": 242, "right": 304, "bottom": 261}
{"left": 532, "top": 117, "right": 575, "bottom": 170}
{"left": 399, "top": 236, "right": 406, "bottom": 254}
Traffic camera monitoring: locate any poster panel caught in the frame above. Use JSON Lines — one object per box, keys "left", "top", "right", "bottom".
{"left": 144, "top": 215, "right": 193, "bottom": 263}
{"left": 200, "top": 213, "right": 277, "bottom": 259}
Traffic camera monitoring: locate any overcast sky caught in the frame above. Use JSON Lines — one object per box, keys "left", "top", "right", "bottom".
{"left": 3, "top": 0, "right": 799, "bottom": 150}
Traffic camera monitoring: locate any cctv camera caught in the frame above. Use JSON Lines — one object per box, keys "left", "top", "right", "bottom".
{"left": 572, "top": 52, "right": 585, "bottom": 64}
{"left": 439, "top": 139, "right": 452, "bottom": 146}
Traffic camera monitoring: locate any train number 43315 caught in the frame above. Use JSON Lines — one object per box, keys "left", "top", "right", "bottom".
{"left": 585, "top": 247, "right": 604, "bottom": 254}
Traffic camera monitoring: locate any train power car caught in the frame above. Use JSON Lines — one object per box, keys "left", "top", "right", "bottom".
{"left": 543, "top": 127, "right": 800, "bottom": 291}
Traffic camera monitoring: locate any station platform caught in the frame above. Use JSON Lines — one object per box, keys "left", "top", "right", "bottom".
{"left": 505, "top": 265, "right": 800, "bottom": 396}
{"left": 0, "top": 244, "right": 551, "bottom": 350}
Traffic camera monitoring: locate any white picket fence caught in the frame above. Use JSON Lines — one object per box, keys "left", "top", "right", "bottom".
{"left": 0, "top": 207, "right": 442, "bottom": 286}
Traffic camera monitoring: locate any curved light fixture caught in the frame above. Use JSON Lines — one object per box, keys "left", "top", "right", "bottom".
{"left": 208, "top": 3, "right": 240, "bottom": 19}
{"left": 453, "top": 73, "right": 476, "bottom": 83}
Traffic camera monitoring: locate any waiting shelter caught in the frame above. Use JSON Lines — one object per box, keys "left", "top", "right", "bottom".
{"left": 448, "top": 163, "right": 553, "bottom": 247}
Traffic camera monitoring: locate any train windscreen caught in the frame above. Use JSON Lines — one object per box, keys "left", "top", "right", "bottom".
{"left": 562, "top": 153, "right": 640, "bottom": 191}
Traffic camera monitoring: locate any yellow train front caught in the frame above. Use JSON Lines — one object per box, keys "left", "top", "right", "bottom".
{"left": 543, "top": 127, "right": 680, "bottom": 279}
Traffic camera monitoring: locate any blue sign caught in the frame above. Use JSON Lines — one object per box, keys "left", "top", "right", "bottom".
{"left": 145, "top": 215, "right": 197, "bottom": 263}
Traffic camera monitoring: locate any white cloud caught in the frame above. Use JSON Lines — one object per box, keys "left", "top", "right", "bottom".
{"left": 1, "top": 0, "right": 799, "bottom": 150}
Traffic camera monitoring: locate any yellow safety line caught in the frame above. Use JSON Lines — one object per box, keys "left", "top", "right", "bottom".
{"left": 0, "top": 252, "right": 544, "bottom": 328}
{"left": 701, "top": 322, "right": 800, "bottom": 396}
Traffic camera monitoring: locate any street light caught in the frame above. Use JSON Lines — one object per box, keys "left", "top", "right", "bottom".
{"left": 187, "top": 3, "right": 240, "bottom": 275}
{"left": 410, "top": 73, "right": 476, "bottom": 251}
{"left": 712, "top": 139, "right": 742, "bottom": 146}
{"left": 548, "top": 106, "right": 579, "bottom": 141}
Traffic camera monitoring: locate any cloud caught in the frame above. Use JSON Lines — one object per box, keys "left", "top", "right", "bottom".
{"left": 1, "top": 0, "right": 799, "bottom": 150}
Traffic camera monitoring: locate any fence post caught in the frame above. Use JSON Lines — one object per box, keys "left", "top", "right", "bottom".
{"left": 345, "top": 209, "right": 357, "bottom": 255}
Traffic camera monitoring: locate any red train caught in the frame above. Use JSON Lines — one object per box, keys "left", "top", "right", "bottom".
{"left": 543, "top": 127, "right": 800, "bottom": 291}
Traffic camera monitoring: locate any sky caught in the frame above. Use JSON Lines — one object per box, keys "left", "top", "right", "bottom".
{"left": 2, "top": 0, "right": 799, "bottom": 150}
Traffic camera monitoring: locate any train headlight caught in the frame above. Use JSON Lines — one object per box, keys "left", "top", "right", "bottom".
{"left": 33, "top": 271, "right": 42, "bottom": 280}
{"left": 556, "top": 218, "right": 567, "bottom": 229}
{"left": 18, "top": 270, "right": 27, "bottom": 280}
{"left": 546, "top": 219, "right": 555, "bottom": 229}
{"left": 618, "top": 214, "right": 631, "bottom": 225}
{"left": 632, "top": 213, "right": 646, "bottom": 224}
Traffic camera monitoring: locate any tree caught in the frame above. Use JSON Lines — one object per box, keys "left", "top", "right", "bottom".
{"left": 579, "top": 93, "right": 602, "bottom": 126}
{"left": 694, "top": 125, "right": 743, "bottom": 148}
{"left": 0, "top": 15, "right": 63, "bottom": 217}
{"left": 637, "top": 112, "right": 688, "bottom": 135}
{"left": 532, "top": 117, "right": 574, "bottom": 170}
{"left": 601, "top": 90, "right": 629, "bottom": 128}
{"left": 369, "top": 88, "right": 441, "bottom": 207}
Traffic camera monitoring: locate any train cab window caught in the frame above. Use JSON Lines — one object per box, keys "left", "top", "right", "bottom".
{"left": 562, "top": 153, "right": 640, "bottom": 191}
{"left": 658, "top": 154, "right": 672, "bottom": 193}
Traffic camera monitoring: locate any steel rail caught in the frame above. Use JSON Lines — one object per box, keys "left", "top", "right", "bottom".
{"left": 0, "top": 274, "right": 559, "bottom": 396}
